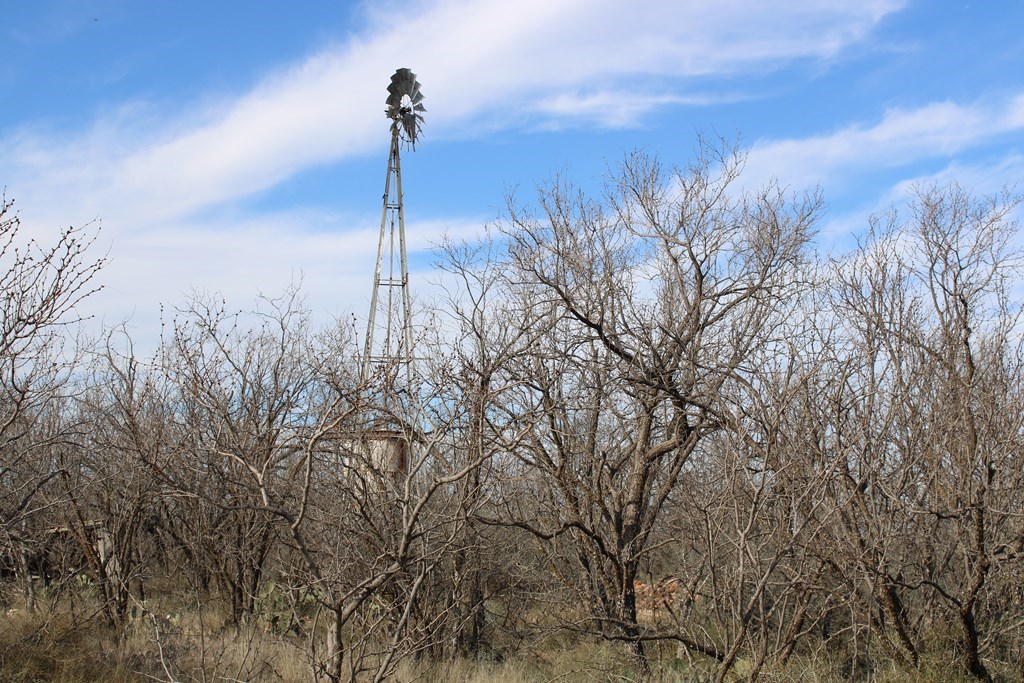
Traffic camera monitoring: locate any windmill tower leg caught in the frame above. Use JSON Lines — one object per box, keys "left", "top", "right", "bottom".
{"left": 361, "top": 130, "right": 413, "bottom": 384}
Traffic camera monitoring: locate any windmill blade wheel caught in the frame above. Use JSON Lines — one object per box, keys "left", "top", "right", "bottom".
{"left": 386, "top": 68, "right": 425, "bottom": 147}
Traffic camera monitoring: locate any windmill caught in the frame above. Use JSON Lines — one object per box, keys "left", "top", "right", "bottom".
{"left": 360, "top": 68, "right": 425, "bottom": 383}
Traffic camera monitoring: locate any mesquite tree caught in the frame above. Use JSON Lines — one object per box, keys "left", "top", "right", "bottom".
{"left": 0, "top": 195, "right": 104, "bottom": 611}
{"left": 458, "top": 141, "right": 820, "bottom": 673}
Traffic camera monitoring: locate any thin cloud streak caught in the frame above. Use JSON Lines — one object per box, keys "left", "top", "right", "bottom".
{"left": 813, "top": 150, "right": 1024, "bottom": 250}
{"left": 81, "top": 213, "right": 486, "bottom": 350}
{"left": 744, "top": 93, "right": 1024, "bottom": 192}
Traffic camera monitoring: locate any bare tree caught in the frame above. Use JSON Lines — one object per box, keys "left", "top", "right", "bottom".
{"left": 458, "top": 142, "right": 820, "bottom": 675}
{"left": 0, "top": 194, "right": 104, "bottom": 610}
{"left": 669, "top": 312, "right": 841, "bottom": 682}
{"left": 819, "top": 183, "right": 1023, "bottom": 680}
{"left": 430, "top": 231, "right": 551, "bottom": 657}
{"left": 155, "top": 289, "right": 319, "bottom": 625}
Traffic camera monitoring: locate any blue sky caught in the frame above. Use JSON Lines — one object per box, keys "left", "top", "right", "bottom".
{"left": 2, "top": 0, "right": 1023, "bottom": 346}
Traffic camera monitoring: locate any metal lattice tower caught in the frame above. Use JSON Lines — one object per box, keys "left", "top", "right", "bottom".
{"left": 361, "top": 68, "right": 425, "bottom": 383}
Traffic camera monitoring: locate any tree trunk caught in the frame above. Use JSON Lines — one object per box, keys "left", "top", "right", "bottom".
{"left": 959, "top": 607, "right": 990, "bottom": 681}
{"left": 325, "top": 608, "right": 344, "bottom": 683}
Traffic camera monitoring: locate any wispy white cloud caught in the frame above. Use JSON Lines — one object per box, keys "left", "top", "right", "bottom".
{"left": 883, "top": 153, "right": 1023, "bottom": 203}
{"left": 81, "top": 212, "right": 486, "bottom": 350}
{"left": 743, "top": 93, "right": 1024, "bottom": 192}
{"left": 531, "top": 89, "right": 745, "bottom": 129}
{"left": 805, "top": 143, "right": 1024, "bottom": 254}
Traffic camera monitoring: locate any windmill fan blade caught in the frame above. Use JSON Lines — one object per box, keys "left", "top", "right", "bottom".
{"left": 386, "top": 80, "right": 401, "bottom": 107}
{"left": 385, "top": 68, "right": 424, "bottom": 142}
{"left": 390, "top": 72, "right": 409, "bottom": 97}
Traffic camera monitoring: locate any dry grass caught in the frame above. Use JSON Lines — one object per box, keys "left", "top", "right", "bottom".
{"left": 0, "top": 589, "right": 309, "bottom": 683}
{"left": 0, "top": 605, "right": 138, "bottom": 682}
{"left": 0, "top": 586, "right": 1017, "bottom": 682}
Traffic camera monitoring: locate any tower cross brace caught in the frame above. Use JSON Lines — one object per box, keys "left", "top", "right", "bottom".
{"left": 361, "top": 124, "right": 414, "bottom": 383}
